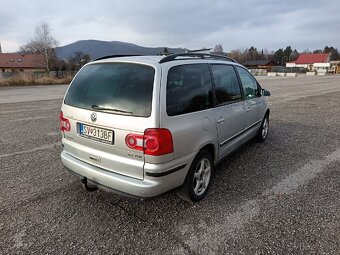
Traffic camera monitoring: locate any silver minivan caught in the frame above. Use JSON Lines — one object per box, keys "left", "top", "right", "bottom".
{"left": 60, "top": 53, "right": 270, "bottom": 202}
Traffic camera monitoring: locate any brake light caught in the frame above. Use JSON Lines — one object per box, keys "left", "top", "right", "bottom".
{"left": 144, "top": 129, "right": 173, "bottom": 155}
{"left": 59, "top": 111, "right": 71, "bottom": 132}
{"left": 125, "top": 128, "right": 173, "bottom": 156}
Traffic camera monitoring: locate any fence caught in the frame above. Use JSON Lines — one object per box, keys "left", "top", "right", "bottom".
{"left": 248, "top": 69, "right": 267, "bottom": 76}
{"left": 271, "top": 66, "right": 307, "bottom": 73}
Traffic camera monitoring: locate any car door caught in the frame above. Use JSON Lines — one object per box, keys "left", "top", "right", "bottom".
{"left": 235, "top": 66, "right": 263, "bottom": 134}
{"left": 161, "top": 63, "right": 217, "bottom": 160}
{"left": 211, "top": 64, "right": 247, "bottom": 158}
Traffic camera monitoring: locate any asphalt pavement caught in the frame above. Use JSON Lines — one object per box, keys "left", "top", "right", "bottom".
{"left": 0, "top": 75, "right": 339, "bottom": 254}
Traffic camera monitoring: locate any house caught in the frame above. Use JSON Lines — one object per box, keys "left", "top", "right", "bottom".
{"left": 0, "top": 53, "right": 47, "bottom": 77}
{"left": 286, "top": 53, "right": 330, "bottom": 71}
{"left": 243, "top": 60, "right": 276, "bottom": 72}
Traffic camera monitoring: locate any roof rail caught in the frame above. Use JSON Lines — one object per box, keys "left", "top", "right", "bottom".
{"left": 94, "top": 55, "right": 141, "bottom": 61}
{"left": 159, "top": 53, "right": 237, "bottom": 63}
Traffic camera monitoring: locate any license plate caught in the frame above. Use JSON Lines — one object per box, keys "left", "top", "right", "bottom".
{"left": 79, "top": 123, "right": 113, "bottom": 144}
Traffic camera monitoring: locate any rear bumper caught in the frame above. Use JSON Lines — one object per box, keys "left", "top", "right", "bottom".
{"left": 61, "top": 150, "right": 191, "bottom": 198}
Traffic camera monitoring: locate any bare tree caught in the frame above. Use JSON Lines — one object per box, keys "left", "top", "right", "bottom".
{"left": 229, "top": 48, "right": 248, "bottom": 63}
{"left": 20, "top": 22, "right": 58, "bottom": 72}
{"left": 212, "top": 44, "right": 224, "bottom": 54}
{"left": 261, "top": 48, "right": 270, "bottom": 60}
{"left": 68, "top": 51, "right": 91, "bottom": 71}
{"left": 302, "top": 49, "right": 311, "bottom": 54}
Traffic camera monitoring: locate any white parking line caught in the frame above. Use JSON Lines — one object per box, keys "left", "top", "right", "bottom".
{"left": 264, "top": 148, "right": 340, "bottom": 196}
{"left": 180, "top": 147, "right": 340, "bottom": 252}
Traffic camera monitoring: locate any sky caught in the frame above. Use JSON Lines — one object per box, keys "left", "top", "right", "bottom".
{"left": 1, "top": 0, "right": 339, "bottom": 53}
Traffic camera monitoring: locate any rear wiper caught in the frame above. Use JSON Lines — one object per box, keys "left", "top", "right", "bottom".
{"left": 91, "top": 105, "right": 133, "bottom": 114}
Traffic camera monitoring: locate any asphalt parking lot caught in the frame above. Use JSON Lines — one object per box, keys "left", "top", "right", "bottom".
{"left": 1, "top": 75, "right": 340, "bottom": 254}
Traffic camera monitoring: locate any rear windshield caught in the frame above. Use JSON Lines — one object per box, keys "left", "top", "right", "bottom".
{"left": 64, "top": 63, "right": 155, "bottom": 117}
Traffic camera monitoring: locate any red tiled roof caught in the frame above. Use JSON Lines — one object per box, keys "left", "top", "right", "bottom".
{"left": 0, "top": 53, "right": 47, "bottom": 69}
{"left": 294, "top": 53, "right": 330, "bottom": 64}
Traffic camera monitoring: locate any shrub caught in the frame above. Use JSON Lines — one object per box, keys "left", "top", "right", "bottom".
{"left": 0, "top": 73, "right": 73, "bottom": 87}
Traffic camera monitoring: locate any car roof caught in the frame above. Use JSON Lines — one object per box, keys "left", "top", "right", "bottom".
{"left": 91, "top": 53, "right": 238, "bottom": 66}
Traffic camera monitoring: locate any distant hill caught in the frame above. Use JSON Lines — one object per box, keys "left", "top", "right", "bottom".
{"left": 55, "top": 40, "right": 185, "bottom": 60}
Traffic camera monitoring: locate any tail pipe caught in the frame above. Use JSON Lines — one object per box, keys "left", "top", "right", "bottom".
{"left": 80, "top": 177, "right": 98, "bottom": 192}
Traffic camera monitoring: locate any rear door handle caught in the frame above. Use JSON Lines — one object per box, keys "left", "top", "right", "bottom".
{"left": 216, "top": 118, "right": 225, "bottom": 124}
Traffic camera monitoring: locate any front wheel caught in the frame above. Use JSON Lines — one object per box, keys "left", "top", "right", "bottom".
{"left": 177, "top": 150, "right": 213, "bottom": 202}
{"left": 256, "top": 114, "right": 269, "bottom": 142}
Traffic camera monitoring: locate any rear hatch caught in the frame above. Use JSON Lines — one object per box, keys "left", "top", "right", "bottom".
{"left": 61, "top": 62, "right": 157, "bottom": 180}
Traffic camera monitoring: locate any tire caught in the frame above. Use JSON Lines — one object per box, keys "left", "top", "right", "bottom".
{"left": 256, "top": 114, "right": 269, "bottom": 142}
{"left": 177, "top": 150, "right": 213, "bottom": 202}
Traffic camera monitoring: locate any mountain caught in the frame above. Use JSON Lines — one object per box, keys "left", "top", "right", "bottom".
{"left": 55, "top": 40, "right": 185, "bottom": 60}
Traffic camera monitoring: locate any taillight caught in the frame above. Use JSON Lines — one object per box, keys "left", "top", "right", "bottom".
{"left": 125, "top": 128, "right": 173, "bottom": 156}
{"left": 144, "top": 129, "right": 173, "bottom": 155}
{"left": 125, "top": 133, "right": 144, "bottom": 151}
{"left": 59, "top": 111, "right": 71, "bottom": 132}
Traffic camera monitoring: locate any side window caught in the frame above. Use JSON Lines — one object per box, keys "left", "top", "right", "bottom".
{"left": 211, "top": 65, "right": 242, "bottom": 105}
{"left": 166, "top": 64, "right": 213, "bottom": 116}
{"left": 236, "top": 67, "right": 260, "bottom": 99}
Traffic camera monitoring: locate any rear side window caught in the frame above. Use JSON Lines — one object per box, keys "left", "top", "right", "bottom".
{"left": 236, "top": 67, "right": 260, "bottom": 99}
{"left": 64, "top": 63, "right": 155, "bottom": 117}
{"left": 166, "top": 64, "right": 213, "bottom": 116}
{"left": 211, "top": 64, "right": 242, "bottom": 105}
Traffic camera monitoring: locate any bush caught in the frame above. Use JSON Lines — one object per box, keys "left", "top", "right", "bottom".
{"left": 0, "top": 73, "right": 73, "bottom": 87}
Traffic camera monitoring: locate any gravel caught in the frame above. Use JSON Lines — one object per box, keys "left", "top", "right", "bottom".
{"left": 1, "top": 75, "right": 339, "bottom": 254}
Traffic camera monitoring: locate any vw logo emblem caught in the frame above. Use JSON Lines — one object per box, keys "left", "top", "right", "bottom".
{"left": 90, "top": 112, "right": 97, "bottom": 122}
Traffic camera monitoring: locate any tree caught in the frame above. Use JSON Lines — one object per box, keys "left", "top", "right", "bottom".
{"left": 260, "top": 48, "right": 273, "bottom": 60}
{"left": 49, "top": 58, "right": 66, "bottom": 77}
{"left": 20, "top": 22, "right": 58, "bottom": 72}
{"left": 290, "top": 49, "right": 299, "bottom": 61}
{"left": 283, "top": 46, "right": 292, "bottom": 62}
{"left": 67, "top": 51, "right": 91, "bottom": 71}
{"left": 313, "top": 49, "right": 322, "bottom": 54}
{"left": 212, "top": 44, "right": 224, "bottom": 54}
{"left": 247, "top": 46, "right": 259, "bottom": 61}
{"left": 160, "top": 47, "right": 171, "bottom": 55}
{"left": 323, "top": 46, "right": 339, "bottom": 61}
{"left": 273, "top": 48, "right": 284, "bottom": 65}
{"left": 273, "top": 46, "right": 297, "bottom": 65}
{"left": 228, "top": 48, "right": 248, "bottom": 63}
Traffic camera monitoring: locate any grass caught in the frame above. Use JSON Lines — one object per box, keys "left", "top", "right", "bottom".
{"left": 0, "top": 74, "right": 73, "bottom": 87}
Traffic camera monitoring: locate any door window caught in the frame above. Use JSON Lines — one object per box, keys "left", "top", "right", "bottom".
{"left": 211, "top": 65, "right": 242, "bottom": 105}
{"left": 166, "top": 64, "right": 213, "bottom": 116}
{"left": 236, "top": 67, "right": 260, "bottom": 99}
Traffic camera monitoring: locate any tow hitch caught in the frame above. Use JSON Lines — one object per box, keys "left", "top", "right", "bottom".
{"left": 80, "top": 177, "right": 98, "bottom": 192}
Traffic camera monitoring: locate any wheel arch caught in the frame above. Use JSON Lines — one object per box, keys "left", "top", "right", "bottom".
{"left": 199, "top": 143, "right": 216, "bottom": 164}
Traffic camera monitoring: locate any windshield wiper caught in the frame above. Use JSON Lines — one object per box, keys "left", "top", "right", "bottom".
{"left": 91, "top": 105, "right": 133, "bottom": 114}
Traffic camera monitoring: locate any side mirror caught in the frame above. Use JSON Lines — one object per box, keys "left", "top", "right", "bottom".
{"left": 262, "top": 89, "right": 271, "bottom": 96}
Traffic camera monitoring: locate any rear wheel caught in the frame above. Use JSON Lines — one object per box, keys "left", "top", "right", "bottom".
{"left": 177, "top": 150, "right": 213, "bottom": 202}
{"left": 256, "top": 114, "right": 269, "bottom": 142}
